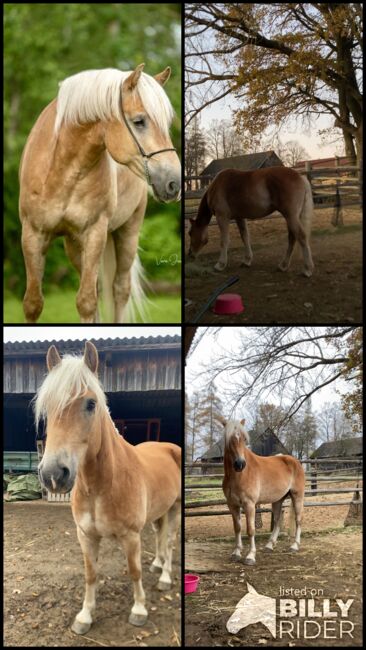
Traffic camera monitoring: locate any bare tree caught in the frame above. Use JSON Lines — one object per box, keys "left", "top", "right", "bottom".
{"left": 193, "top": 326, "right": 361, "bottom": 430}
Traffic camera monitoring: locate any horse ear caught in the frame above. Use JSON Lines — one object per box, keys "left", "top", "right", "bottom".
{"left": 240, "top": 418, "right": 246, "bottom": 426}
{"left": 154, "top": 66, "right": 171, "bottom": 86}
{"left": 46, "top": 345, "right": 61, "bottom": 371}
{"left": 84, "top": 341, "right": 98, "bottom": 375}
{"left": 125, "top": 63, "right": 145, "bottom": 91}
{"left": 217, "top": 414, "right": 227, "bottom": 427}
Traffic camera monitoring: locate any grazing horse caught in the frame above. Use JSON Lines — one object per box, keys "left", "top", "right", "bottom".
{"left": 36, "top": 341, "right": 181, "bottom": 633}
{"left": 220, "top": 416, "right": 304, "bottom": 565}
{"left": 188, "top": 166, "right": 314, "bottom": 277}
{"left": 19, "top": 64, "right": 181, "bottom": 323}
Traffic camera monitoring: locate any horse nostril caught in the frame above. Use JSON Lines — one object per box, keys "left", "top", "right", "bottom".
{"left": 166, "top": 180, "right": 180, "bottom": 196}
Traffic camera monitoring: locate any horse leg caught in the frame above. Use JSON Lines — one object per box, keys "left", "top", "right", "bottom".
{"left": 278, "top": 227, "right": 296, "bottom": 272}
{"left": 71, "top": 529, "right": 101, "bottom": 635}
{"left": 21, "top": 221, "right": 51, "bottom": 323}
{"left": 214, "top": 216, "right": 230, "bottom": 271}
{"left": 228, "top": 504, "right": 242, "bottom": 558}
{"left": 112, "top": 201, "right": 146, "bottom": 322}
{"left": 158, "top": 500, "right": 181, "bottom": 591}
{"left": 76, "top": 218, "right": 108, "bottom": 323}
{"left": 279, "top": 216, "right": 313, "bottom": 277}
{"left": 289, "top": 492, "right": 303, "bottom": 552}
{"left": 265, "top": 498, "right": 285, "bottom": 551}
{"left": 244, "top": 502, "right": 256, "bottom": 565}
{"left": 150, "top": 516, "right": 167, "bottom": 574}
{"left": 236, "top": 218, "right": 253, "bottom": 267}
{"left": 120, "top": 530, "right": 148, "bottom": 626}
{"left": 64, "top": 236, "right": 100, "bottom": 323}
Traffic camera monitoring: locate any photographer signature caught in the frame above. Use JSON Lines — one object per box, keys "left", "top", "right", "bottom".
{"left": 156, "top": 253, "right": 182, "bottom": 266}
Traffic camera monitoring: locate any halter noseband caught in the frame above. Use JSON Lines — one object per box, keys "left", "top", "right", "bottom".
{"left": 120, "top": 104, "right": 176, "bottom": 186}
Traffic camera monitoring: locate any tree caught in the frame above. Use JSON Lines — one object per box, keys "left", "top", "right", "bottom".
{"left": 185, "top": 4, "right": 363, "bottom": 166}
{"left": 338, "top": 327, "right": 363, "bottom": 428}
{"left": 185, "top": 115, "right": 206, "bottom": 184}
{"left": 196, "top": 383, "right": 225, "bottom": 450}
{"left": 205, "top": 119, "right": 245, "bottom": 160}
{"left": 197, "top": 326, "right": 361, "bottom": 430}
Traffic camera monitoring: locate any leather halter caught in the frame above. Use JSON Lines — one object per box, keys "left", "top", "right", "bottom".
{"left": 120, "top": 103, "right": 176, "bottom": 186}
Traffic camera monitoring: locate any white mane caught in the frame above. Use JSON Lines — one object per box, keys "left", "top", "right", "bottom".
{"left": 34, "top": 355, "right": 107, "bottom": 428}
{"left": 54, "top": 68, "right": 174, "bottom": 134}
{"left": 225, "top": 420, "right": 250, "bottom": 445}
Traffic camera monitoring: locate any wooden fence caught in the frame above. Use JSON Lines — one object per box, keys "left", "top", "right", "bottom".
{"left": 185, "top": 159, "right": 362, "bottom": 227}
{"left": 185, "top": 458, "right": 363, "bottom": 525}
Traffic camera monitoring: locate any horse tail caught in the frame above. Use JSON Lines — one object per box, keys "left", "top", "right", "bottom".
{"left": 288, "top": 498, "right": 297, "bottom": 537}
{"left": 101, "top": 234, "right": 149, "bottom": 322}
{"left": 299, "top": 176, "right": 313, "bottom": 240}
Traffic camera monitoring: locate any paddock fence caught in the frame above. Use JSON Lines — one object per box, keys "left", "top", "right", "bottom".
{"left": 185, "top": 457, "right": 363, "bottom": 527}
{"left": 185, "top": 159, "right": 362, "bottom": 227}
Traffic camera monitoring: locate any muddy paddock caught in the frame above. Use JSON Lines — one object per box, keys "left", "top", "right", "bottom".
{"left": 4, "top": 501, "right": 181, "bottom": 647}
{"left": 185, "top": 527, "right": 362, "bottom": 647}
{"left": 184, "top": 208, "right": 362, "bottom": 323}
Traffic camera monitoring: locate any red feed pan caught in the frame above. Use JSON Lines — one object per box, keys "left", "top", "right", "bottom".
{"left": 185, "top": 574, "right": 200, "bottom": 594}
{"left": 213, "top": 293, "right": 244, "bottom": 315}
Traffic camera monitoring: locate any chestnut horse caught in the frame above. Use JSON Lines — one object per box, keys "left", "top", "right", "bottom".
{"left": 36, "top": 341, "right": 181, "bottom": 634}
{"left": 188, "top": 166, "right": 314, "bottom": 277}
{"left": 220, "top": 416, "right": 305, "bottom": 565}
{"left": 19, "top": 64, "right": 181, "bottom": 323}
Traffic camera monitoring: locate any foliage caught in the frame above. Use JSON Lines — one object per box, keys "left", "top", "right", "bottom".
{"left": 338, "top": 327, "right": 363, "bottom": 428}
{"left": 4, "top": 3, "right": 181, "bottom": 297}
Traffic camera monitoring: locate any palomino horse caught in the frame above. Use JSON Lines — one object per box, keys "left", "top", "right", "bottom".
{"left": 188, "top": 166, "right": 314, "bottom": 277}
{"left": 36, "top": 341, "right": 181, "bottom": 633}
{"left": 220, "top": 416, "right": 305, "bottom": 565}
{"left": 19, "top": 64, "right": 181, "bottom": 323}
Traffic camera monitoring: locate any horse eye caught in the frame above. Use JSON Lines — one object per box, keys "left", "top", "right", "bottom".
{"left": 133, "top": 117, "right": 145, "bottom": 128}
{"left": 86, "top": 399, "right": 96, "bottom": 413}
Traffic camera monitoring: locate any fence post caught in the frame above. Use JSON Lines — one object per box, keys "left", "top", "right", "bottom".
{"left": 344, "top": 484, "right": 363, "bottom": 527}
{"left": 331, "top": 157, "right": 344, "bottom": 226}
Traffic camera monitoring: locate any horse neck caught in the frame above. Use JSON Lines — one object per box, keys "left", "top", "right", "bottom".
{"left": 77, "top": 409, "right": 129, "bottom": 494}
{"left": 57, "top": 121, "right": 106, "bottom": 173}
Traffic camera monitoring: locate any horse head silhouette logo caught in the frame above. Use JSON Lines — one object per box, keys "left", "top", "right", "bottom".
{"left": 227, "top": 582, "right": 276, "bottom": 638}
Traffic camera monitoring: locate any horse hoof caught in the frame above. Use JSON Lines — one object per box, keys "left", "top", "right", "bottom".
{"left": 302, "top": 269, "right": 313, "bottom": 278}
{"left": 264, "top": 546, "right": 274, "bottom": 552}
{"left": 278, "top": 264, "right": 288, "bottom": 272}
{"left": 71, "top": 620, "right": 91, "bottom": 635}
{"left": 243, "top": 558, "right": 256, "bottom": 566}
{"left": 240, "top": 260, "right": 252, "bottom": 268}
{"left": 129, "top": 612, "right": 148, "bottom": 627}
{"left": 158, "top": 580, "right": 171, "bottom": 591}
{"left": 150, "top": 564, "right": 162, "bottom": 574}
{"left": 290, "top": 546, "right": 299, "bottom": 552}
{"left": 214, "top": 263, "right": 226, "bottom": 271}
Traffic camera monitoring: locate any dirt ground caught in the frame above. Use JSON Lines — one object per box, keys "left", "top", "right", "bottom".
{"left": 4, "top": 501, "right": 181, "bottom": 647}
{"left": 184, "top": 528, "right": 362, "bottom": 647}
{"left": 184, "top": 208, "right": 362, "bottom": 323}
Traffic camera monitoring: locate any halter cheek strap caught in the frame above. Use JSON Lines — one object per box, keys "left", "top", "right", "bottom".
{"left": 120, "top": 104, "right": 176, "bottom": 186}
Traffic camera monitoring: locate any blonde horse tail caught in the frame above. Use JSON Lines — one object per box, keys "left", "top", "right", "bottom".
{"left": 288, "top": 499, "right": 297, "bottom": 537}
{"left": 101, "top": 235, "right": 149, "bottom": 322}
{"left": 300, "top": 176, "right": 313, "bottom": 241}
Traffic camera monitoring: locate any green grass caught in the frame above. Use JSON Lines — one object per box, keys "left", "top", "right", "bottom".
{"left": 4, "top": 289, "right": 181, "bottom": 323}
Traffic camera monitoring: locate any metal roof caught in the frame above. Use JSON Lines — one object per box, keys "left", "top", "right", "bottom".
{"left": 4, "top": 335, "right": 181, "bottom": 356}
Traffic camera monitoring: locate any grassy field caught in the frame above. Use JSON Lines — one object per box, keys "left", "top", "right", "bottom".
{"left": 4, "top": 290, "right": 181, "bottom": 323}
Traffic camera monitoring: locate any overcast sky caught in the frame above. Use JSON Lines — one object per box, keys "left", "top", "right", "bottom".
{"left": 186, "top": 327, "right": 350, "bottom": 424}
{"left": 3, "top": 326, "right": 181, "bottom": 343}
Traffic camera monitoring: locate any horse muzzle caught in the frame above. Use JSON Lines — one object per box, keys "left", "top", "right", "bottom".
{"left": 233, "top": 457, "right": 246, "bottom": 472}
{"left": 38, "top": 456, "right": 76, "bottom": 494}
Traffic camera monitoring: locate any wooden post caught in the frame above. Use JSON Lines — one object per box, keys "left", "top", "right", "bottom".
{"left": 331, "top": 157, "right": 344, "bottom": 226}
{"left": 344, "top": 486, "right": 363, "bottom": 527}
{"left": 311, "top": 460, "right": 318, "bottom": 496}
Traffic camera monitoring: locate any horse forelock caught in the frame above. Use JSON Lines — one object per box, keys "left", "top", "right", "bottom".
{"left": 54, "top": 68, "right": 174, "bottom": 136}
{"left": 34, "top": 354, "right": 107, "bottom": 429}
{"left": 225, "top": 420, "right": 250, "bottom": 446}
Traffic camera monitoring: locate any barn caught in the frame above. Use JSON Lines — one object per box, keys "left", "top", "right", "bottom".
{"left": 4, "top": 335, "right": 182, "bottom": 469}
{"left": 311, "top": 437, "right": 362, "bottom": 471}
{"left": 200, "top": 427, "right": 289, "bottom": 474}
{"left": 200, "top": 150, "right": 283, "bottom": 186}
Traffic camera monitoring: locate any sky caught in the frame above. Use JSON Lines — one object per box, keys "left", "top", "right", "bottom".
{"left": 3, "top": 326, "right": 181, "bottom": 343}
{"left": 186, "top": 327, "right": 350, "bottom": 424}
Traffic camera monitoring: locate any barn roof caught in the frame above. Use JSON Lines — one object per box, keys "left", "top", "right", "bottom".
{"left": 200, "top": 427, "right": 289, "bottom": 460}
{"left": 201, "top": 151, "right": 283, "bottom": 177}
{"left": 4, "top": 335, "right": 180, "bottom": 357}
{"left": 311, "top": 437, "right": 363, "bottom": 458}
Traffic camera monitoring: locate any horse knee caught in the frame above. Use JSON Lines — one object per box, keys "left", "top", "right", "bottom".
{"left": 23, "top": 292, "right": 44, "bottom": 322}
{"left": 76, "top": 289, "right": 98, "bottom": 322}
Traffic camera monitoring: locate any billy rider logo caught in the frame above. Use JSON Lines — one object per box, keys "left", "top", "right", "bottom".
{"left": 227, "top": 583, "right": 354, "bottom": 640}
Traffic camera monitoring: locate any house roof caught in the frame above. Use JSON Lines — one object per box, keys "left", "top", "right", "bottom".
{"left": 201, "top": 151, "right": 283, "bottom": 177}
{"left": 201, "top": 428, "right": 289, "bottom": 460}
{"left": 4, "top": 335, "right": 180, "bottom": 357}
{"left": 311, "top": 437, "right": 363, "bottom": 459}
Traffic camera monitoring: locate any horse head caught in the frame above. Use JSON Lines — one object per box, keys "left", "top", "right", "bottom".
{"left": 219, "top": 415, "right": 250, "bottom": 472}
